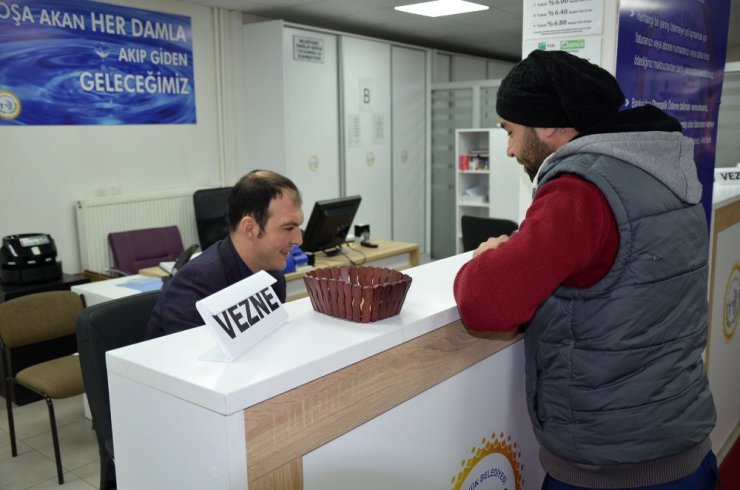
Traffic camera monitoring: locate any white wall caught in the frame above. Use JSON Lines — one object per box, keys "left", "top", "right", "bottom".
{"left": 0, "top": 0, "right": 224, "bottom": 274}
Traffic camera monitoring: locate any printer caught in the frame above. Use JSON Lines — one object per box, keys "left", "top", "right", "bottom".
{"left": 0, "top": 234, "right": 63, "bottom": 285}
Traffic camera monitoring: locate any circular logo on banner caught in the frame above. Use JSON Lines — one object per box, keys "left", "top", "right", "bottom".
{"left": 723, "top": 264, "right": 740, "bottom": 340}
{"left": 0, "top": 90, "right": 21, "bottom": 120}
{"left": 451, "top": 432, "right": 524, "bottom": 490}
{"left": 308, "top": 154, "right": 319, "bottom": 172}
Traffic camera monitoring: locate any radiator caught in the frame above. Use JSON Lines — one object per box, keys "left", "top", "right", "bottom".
{"left": 75, "top": 189, "right": 201, "bottom": 274}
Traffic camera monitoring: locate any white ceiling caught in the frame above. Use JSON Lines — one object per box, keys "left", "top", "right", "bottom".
{"left": 183, "top": 0, "right": 739, "bottom": 63}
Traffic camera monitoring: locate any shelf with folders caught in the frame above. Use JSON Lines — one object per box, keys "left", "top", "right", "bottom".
{"left": 454, "top": 128, "right": 530, "bottom": 253}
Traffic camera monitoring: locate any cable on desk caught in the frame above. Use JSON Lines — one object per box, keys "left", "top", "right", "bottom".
{"left": 339, "top": 242, "right": 367, "bottom": 266}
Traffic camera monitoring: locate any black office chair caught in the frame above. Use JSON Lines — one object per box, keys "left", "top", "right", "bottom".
{"left": 460, "top": 215, "right": 519, "bottom": 252}
{"left": 193, "top": 187, "right": 232, "bottom": 250}
{"left": 76, "top": 290, "right": 161, "bottom": 490}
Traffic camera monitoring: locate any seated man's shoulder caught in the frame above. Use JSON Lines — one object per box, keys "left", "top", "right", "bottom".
{"left": 167, "top": 243, "right": 227, "bottom": 290}
{"left": 182, "top": 242, "right": 225, "bottom": 272}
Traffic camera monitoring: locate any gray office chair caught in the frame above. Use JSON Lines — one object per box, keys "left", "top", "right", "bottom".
{"left": 461, "top": 215, "right": 519, "bottom": 252}
{"left": 76, "top": 290, "right": 161, "bottom": 490}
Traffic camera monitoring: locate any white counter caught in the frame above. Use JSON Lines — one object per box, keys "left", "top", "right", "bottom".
{"left": 107, "top": 253, "right": 466, "bottom": 415}
{"left": 108, "top": 253, "right": 543, "bottom": 489}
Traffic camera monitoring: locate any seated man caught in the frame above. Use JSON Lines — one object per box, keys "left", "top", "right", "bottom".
{"left": 145, "top": 170, "right": 304, "bottom": 339}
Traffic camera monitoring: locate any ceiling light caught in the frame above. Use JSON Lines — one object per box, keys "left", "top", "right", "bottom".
{"left": 395, "top": 0, "right": 489, "bottom": 18}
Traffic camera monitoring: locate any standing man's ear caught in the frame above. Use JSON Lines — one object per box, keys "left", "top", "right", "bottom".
{"left": 535, "top": 127, "right": 559, "bottom": 139}
{"left": 536, "top": 127, "right": 579, "bottom": 147}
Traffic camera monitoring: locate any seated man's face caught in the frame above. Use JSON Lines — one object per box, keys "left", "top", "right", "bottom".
{"left": 251, "top": 191, "right": 304, "bottom": 271}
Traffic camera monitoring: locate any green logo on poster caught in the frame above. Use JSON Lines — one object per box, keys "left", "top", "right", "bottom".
{"left": 560, "top": 39, "right": 585, "bottom": 51}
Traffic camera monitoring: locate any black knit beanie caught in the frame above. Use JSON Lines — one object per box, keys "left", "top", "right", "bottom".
{"left": 496, "top": 50, "right": 625, "bottom": 130}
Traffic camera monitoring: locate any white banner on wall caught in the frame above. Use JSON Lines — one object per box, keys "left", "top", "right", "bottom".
{"left": 523, "top": 0, "right": 604, "bottom": 39}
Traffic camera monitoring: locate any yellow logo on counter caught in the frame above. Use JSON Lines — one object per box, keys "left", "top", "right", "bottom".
{"left": 451, "top": 432, "right": 524, "bottom": 490}
{"left": 723, "top": 263, "right": 739, "bottom": 341}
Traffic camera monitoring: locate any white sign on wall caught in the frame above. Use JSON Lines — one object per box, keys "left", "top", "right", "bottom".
{"left": 293, "top": 35, "right": 324, "bottom": 63}
{"left": 196, "top": 270, "right": 287, "bottom": 361}
{"left": 523, "top": 0, "right": 604, "bottom": 39}
{"left": 347, "top": 113, "right": 362, "bottom": 147}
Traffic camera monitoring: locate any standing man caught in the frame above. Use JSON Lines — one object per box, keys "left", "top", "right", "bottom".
{"left": 453, "top": 50, "right": 718, "bottom": 489}
{"left": 145, "top": 170, "right": 304, "bottom": 339}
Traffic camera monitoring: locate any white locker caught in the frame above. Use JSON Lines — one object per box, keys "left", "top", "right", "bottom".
{"left": 391, "top": 46, "right": 426, "bottom": 247}
{"left": 244, "top": 21, "right": 341, "bottom": 214}
{"left": 341, "top": 36, "right": 392, "bottom": 240}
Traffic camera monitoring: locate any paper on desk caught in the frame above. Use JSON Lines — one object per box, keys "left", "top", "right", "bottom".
{"left": 158, "top": 261, "right": 175, "bottom": 274}
{"left": 159, "top": 251, "right": 202, "bottom": 274}
{"left": 116, "top": 276, "right": 162, "bottom": 292}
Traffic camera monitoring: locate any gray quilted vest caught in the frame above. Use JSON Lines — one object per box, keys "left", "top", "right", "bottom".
{"left": 525, "top": 148, "right": 716, "bottom": 466}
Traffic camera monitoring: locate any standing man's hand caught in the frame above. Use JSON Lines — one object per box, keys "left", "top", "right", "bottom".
{"left": 472, "top": 235, "right": 511, "bottom": 257}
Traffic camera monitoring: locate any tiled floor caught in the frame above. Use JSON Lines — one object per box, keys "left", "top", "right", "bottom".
{"left": 0, "top": 395, "right": 100, "bottom": 489}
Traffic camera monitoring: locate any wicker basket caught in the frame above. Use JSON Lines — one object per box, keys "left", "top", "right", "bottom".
{"left": 303, "top": 266, "right": 412, "bottom": 323}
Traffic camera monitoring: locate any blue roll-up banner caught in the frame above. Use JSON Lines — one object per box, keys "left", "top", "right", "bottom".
{"left": 0, "top": 0, "right": 195, "bottom": 125}
{"left": 615, "top": 0, "right": 731, "bottom": 220}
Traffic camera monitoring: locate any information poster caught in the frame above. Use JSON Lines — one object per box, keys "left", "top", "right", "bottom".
{"left": 615, "top": 0, "right": 731, "bottom": 218}
{"left": 523, "top": 0, "right": 604, "bottom": 39}
{"left": 0, "top": 0, "right": 195, "bottom": 125}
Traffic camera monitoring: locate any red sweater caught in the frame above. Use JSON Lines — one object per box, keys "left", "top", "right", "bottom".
{"left": 453, "top": 174, "right": 619, "bottom": 332}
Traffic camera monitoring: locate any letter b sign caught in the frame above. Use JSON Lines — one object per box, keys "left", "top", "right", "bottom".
{"left": 360, "top": 78, "right": 374, "bottom": 112}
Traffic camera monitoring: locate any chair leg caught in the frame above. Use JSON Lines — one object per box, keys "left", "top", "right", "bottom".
{"left": 4, "top": 377, "right": 17, "bottom": 457}
{"left": 44, "top": 396, "right": 65, "bottom": 485}
{"left": 100, "top": 456, "right": 115, "bottom": 490}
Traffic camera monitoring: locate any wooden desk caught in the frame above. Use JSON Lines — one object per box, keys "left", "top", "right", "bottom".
{"left": 285, "top": 239, "right": 419, "bottom": 301}
{"left": 139, "top": 239, "right": 420, "bottom": 302}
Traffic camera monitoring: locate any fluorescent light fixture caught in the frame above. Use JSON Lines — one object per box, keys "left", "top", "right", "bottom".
{"left": 395, "top": 0, "right": 489, "bottom": 18}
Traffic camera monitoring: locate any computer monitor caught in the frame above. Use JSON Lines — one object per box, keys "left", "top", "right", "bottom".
{"left": 301, "top": 195, "right": 362, "bottom": 255}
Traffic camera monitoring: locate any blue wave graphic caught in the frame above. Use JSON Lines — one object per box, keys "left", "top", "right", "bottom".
{"left": 0, "top": 0, "right": 196, "bottom": 125}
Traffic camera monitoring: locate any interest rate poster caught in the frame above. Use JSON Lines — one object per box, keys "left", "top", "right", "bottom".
{"left": 0, "top": 0, "right": 196, "bottom": 125}
{"left": 615, "top": 0, "right": 731, "bottom": 219}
